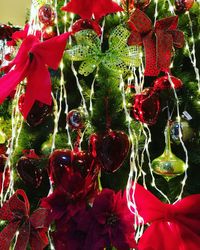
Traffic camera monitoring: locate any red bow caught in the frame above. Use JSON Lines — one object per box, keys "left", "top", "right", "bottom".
{"left": 0, "top": 189, "right": 49, "bottom": 250}
{"left": 133, "top": 183, "right": 200, "bottom": 250}
{"left": 0, "top": 32, "right": 70, "bottom": 118}
{"left": 128, "top": 9, "right": 184, "bottom": 76}
{"left": 61, "top": 0, "right": 123, "bottom": 21}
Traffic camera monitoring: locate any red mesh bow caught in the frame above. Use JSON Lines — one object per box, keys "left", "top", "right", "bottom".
{"left": 133, "top": 183, "right": 200, "bottom": 250}
{"left": 0, "top": 32, "right": 70, "bottom": 118}
{"left": 128, "top": 9, "right": 184, "bottom": 76}
{"left": 0, "top": 189, "right": 49, "bottom": 250}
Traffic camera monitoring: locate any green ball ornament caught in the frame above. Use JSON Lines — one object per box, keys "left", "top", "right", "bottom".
{"left": 152, "top": 122, "right": 187, "bottom": 181}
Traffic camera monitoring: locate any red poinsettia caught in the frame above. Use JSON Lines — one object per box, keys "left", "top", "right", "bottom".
{"left": 52, "top": 209, "right": 88, "bottom": 250}
{"left": 81, "top": 189, "right": 136, "bottom": 250}
{"left": 61, "top": 0, "right": 123, "bottom": 21}
{"left": 0, "top": 189, "right": 49, "bottom": 250}
{"left": 41, "top": 168, "right": 99, "bottom": 224}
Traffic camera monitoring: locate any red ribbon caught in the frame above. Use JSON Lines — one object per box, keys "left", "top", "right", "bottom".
{"left": 0, "top": 32, "right": 70, "bottom": 118}
{"left": 133, "top": 183, "right": 200, "bottom": 250}
{"left": 0, "top": 189, "right": 49, "bottom": 250}
{"left": 128, "top": 9, "right": 184, "bottom": 76}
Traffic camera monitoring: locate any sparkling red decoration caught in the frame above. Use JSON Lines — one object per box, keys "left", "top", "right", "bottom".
{"left": 128, "top": 9, "right": 184, "bottom": 76}
{"left": 132, "top": 88, "right": 160, "bottom": 125}
{"left": 49, "top": 149, "right": 96, "bottom": 185}
{"left": 175, "top": 0, "right": 194, "bottom": 12}
{"left": 71, "top": 19, "right": 102, "bottom": 36}
{"left": 67, "top": 109, "right": 85, "bottom": 130}
{"left": 38, "top": 4, "right": 55, "bottom": 26}
{"left": 0, "top": 189, "right": 49, "bottom": 250}
{"left": 16, "top": 150, "right": 45, "bottom": 188}
{"left": 61, "top": 0, "right": 123, "bottom": 21}
{"left": 153, "top": 75, "right": 183, "bottom": 92}
{"left": 18, "top": 94, "right": 52, "bottom": 127}
{"left": 90, "top": 130, "right": 130, "bottom": 173}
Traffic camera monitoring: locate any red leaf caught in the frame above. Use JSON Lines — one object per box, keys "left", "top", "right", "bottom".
{"left": 61, "top": 0, "right": 123, "bottom": 21}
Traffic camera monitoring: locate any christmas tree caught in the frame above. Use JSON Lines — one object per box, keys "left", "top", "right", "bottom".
{"left": 0, "top": 0, "right": 200, "bottom": 249}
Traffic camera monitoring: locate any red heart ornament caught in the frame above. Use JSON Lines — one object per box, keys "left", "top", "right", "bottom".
{"left": 49, "top": 149, "right": 95, "bottom": 185}
{"left": 90, "top": 130, "right": 130, "bottom": 173}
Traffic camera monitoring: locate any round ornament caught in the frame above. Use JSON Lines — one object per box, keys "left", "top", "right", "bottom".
{"left": 170, "top": 118, "right": 194, "bottom": 143}
{"left": 153, "top": 75, "right": 183, "bottom": 92}
{"left": 151, "top": 122, "right": 187, "bottom": 181}
{"left": 38, "top": 4, "right": 55, "bottom": 26}
{"left": 71, "top": 19, "right": 102, "bottom": 36}
{"left": 49, "top": 149, "right": 95, "bottom": 185}
{"left": 89, "top": 130, "right": 130, "bottom": 173}
{"left": 67, "top": 109, "right": 85, "bottom": 130}
{"left": 132, "top": 88, "right": 160, "bottom": 125}
{"left": 18, "top": 94, "right": 52, "bottom": 127}
{"left": 175, "top": 0, "right": 194, "bottom": 12}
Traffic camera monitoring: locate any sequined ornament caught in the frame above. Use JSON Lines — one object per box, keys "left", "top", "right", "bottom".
{"left": 18, "top": 94, "right": 52, "bottom": 127}
{"left": 38, "top": 4, "right": 55, "bottom": 26}
{"left": 71, "top": 19, "right": 102, "bottom": 36}
{"left": 132, "top": 88, "right": 160, "bottom": 125}
{"left": 67, "top": 109, "right": 85, "bottom": 130}
{"left": 151, "top": 122, "right": 187, "bottom": 181}
{"left": 66, "top": 25, "right": 141, "bottom": 76}
{"left": 175, "top": 0, "right": 194, "bottom": 12}
{"left": 90, "top": 130, "right": 130, "bottom": 173}
{"left": 153, "top": 75, "right": 183, "bottom": 92}
{"left": 170, "top": 118, "right": 194, "bottom": 143}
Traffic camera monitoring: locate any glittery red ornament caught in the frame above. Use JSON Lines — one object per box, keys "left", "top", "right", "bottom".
{"left": 153, "top": 75, "right": 183, "bottom": 92}
{"left": 0, "top": 154, "right": 10, "bottom": 193}
{"left": 132, "top": 88, "right": 160, "bottom": 125}
{"left": 67, "top": 109, "right": 85, "bottom": 130}
{"left": 175, "top": 0, "right": 194, "bottom": 12}
{"left": 49, "top": 149, "right": 95, "bottom": 185}
{"left": 89, "top": 130, "right": 130, "bottom": 173}
{"left": 71, "top": 19, "right": 102, "bottom": 36}
{"left": 38, "top": 4, "right": 55, "bottom": 26}
{"left": 18, "top": 94, "right": 52, "bottom": 127}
